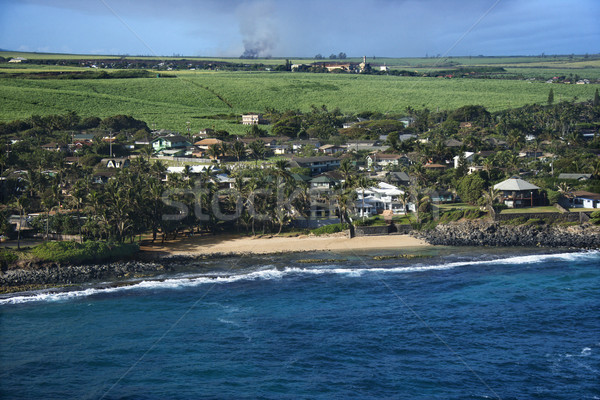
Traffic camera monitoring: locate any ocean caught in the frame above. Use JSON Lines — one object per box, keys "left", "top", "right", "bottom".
{"left": 0, "top": 247, "right": 598, "bottom": 399}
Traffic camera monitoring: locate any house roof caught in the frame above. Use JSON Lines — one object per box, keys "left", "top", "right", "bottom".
{"left": 370, "top": 153, "right": 402, "bottom": 160}
{"left": 444, "top": 139, "right": 463, "bottom": 147}
{"left": 388, "top": 171, "right": 410, "bottom": 182}
{"left": 310, "top": 175, "right": 337, "bottom": 183}
{"left": 194, "top": 138, "right": 223, "bottom": 146}
{"left": 493, "top": 177, "right": 540, "bottom": 191}
{"left": 558, "top": 173, "right": 592, "bottom": 180}
{"left": 154, "top": 135, "right": 190, "bottom": 143}
{"left": 424, "top": 163, "right": 447, "bottom": 169}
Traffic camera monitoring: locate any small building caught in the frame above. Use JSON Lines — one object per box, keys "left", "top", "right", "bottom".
{"left": 242, "top": 114, "right": 265, "bottom": 125}
{"left": 197, "top": 128, "right": 215, "bottom": 138}
{"left": 493, "top": 177, "right": 541, "bottom": 208}
{"left": 310, "top": 175, "right": 339, "bottom": 190}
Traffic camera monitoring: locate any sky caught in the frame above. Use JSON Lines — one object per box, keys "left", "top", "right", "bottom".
{"left": 0, "top": 0, "right": 598, "bottom": 58}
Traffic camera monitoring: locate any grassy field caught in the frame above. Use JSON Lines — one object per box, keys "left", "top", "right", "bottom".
{"left": 1, "top": 70, "right": 596, "bottom": 133}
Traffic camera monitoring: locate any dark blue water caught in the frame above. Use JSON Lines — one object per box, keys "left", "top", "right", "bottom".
{"left": 1, "top": 250, "right": 599, "bottom": 399}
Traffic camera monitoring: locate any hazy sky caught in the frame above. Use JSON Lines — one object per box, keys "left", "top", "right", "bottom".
{"left": 0, "top": 0, "right": 598, "bottom": 57}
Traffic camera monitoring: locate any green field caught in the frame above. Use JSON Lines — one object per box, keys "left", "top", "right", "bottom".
{"left": 1, "top": 71, "right": 597, "bottom": 133}
{"left": 1, "top": 52, "right": 599, "bottom": 133}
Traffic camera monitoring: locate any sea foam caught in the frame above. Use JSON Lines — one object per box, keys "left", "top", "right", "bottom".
{"left": 1, "top": 250, "right": 597, "bottom": 305}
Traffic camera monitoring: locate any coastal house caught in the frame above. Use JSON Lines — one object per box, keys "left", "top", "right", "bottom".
{"left": 567, "top": 191, "right": 600, "bottom": 209}
{"left": 493, "top": 177, "right": 542, "bottom": 208}
{"left": 288, "top": 156, "right": 341, "bottom": 175}
{"left": 355, "top": 182, "right": 407, "bottom": 217}
{"left": 366, "top": 153, "right": 406, "bottom": 169}
{"left": 310, "top": 175, "right": 339, "bottom": 190}
{"left": 152, "top": 135, "right": 192, "bottom": 152}
{"left": 386, "top": 171, "right": 411, "bottom": 187}
{"left": 558, "top": 173, "right": 593, "bottom": 181}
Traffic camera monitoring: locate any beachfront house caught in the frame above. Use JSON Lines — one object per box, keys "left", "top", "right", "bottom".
{"left": 567, "top": 191, "right": 600, "bottom": 209}
{"left": 356, "top": 182, "right": 408, "bottom": 217}
{"left": 493, "top": 177, "right": 542, "bottom": 208}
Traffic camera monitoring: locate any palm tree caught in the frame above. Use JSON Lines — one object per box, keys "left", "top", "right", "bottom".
{"left": 140, "top": 145, "right": 154, "bottom": 162}
{"left": 249, "top": 140, "right": 266, "bottom": 166}
{"left": 12, "top": 196, "right": 28, "bottom": 250}
{"left": 337, "top": 159, "right": 355, "bottom": 189}
{"left": 208, "top": 144, "right": 221, "bottom": 161}
{"left": 231, "top": 140, "right": 246, "bottom": 162}
{"left": 335, "top": 188, "right": 356, "bottom": 238}
{"left": 355, "top": 175, "right": 371, "bottom": 220}
{"left": 482, "top": 187, "right": 502, "bottom": 214}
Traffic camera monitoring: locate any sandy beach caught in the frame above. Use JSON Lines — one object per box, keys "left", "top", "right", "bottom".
{"left": 140, "top": 233, "right": 431, "bottom": 257}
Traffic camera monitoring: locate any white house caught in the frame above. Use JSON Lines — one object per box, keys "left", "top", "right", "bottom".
{"left": 356, "top": 182, "right": 408, "bottom": 217}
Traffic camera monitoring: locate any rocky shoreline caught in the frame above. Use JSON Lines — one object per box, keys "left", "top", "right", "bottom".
{"left": 414, "top": 220, "right": 600, "bottom": 248}
{"left": 0, "top": 260, "right": 175, "bottom": 293}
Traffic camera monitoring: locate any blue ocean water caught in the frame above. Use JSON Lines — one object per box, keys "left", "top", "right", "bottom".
{"left": 1, "top": 249, "right": 599, "bottom": 400}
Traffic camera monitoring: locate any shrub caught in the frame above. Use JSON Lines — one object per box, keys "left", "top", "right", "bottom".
{"left": 310, "top": 223, "right": 348, "bottom": 236}
{"left": 524, "top": 218, "right": 545, "bottom": 226}
{"left": 31, "top": 241, "right": 139, "bottom": 264}
{"left": 0, "top": 249, "right": 18, "bottom": 270}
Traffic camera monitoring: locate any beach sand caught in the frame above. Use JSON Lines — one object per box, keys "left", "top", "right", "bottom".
{"left": 140, "top": 233, "right": 431, "bottom": 257}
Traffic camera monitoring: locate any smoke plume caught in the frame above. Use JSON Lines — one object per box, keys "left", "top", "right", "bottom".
{"left": 237, "top": 1, "right": 278, "bottom": 58}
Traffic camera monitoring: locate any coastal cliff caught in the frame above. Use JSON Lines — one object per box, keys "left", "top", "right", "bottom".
{"left": 414, "top": 220, "right": 600, "bottom": 248}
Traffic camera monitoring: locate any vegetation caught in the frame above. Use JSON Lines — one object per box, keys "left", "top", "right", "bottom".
{"left": 30, "top": 241, "right": 139, "bottom": 264}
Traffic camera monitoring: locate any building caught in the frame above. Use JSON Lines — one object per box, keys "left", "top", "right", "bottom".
{"left": 568, "top": 191, "right": 600, "bottom": 209}
{"left": 289, "top": 156, "right": 341, "bottom": 175}
{"left": 366, "top": 153, "right": 407, "bottom": 169}
{"left": 194, "top": 138, "right": 224, "bottom": 150}
{"left": 101, "top": 157, "right": 130, "bottom": 169}
{"left": 41, "top": 142, "right": 68, "bottom": 152}
{"left": 558, "top": 173, "right": 593, "bottom": 181}
{"left": 242, "top": 114, "right": 265, "bottom": 125}
{"left": 493, "top": 177, "right": 541, "bottom": 208}
{"left": 151, "top": 135, "right": 192, "bottom": 152}
{"left": 356, "top": 182, "right": 407, "bottom": 217}
{"left": 319, "top": 144, "right": 345, "bottom": 155}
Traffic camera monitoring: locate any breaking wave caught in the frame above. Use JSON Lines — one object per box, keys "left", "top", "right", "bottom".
{"left": 2, "top": 250, "right": 598, "bottom": 305}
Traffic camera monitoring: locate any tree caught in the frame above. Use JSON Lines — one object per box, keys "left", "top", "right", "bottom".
{"left": 12, "top": 196, "right": 28, "bottom": 250}
{"left": 231, "top": 140, "right": 246, "bottom": 162}
{"left": 547, "top": 88, "right": 554, "bottom": 106}
{"left": 594, "top": 88, "right": 599, "bottom": 107}
{"left": 314, "top": 54, "right": 323, "bottom": 60}
{"left": 457, "top": 174, "right": 486, "bottom": 205}
{"left": 481, "top": 187, "right": 502, "bottom": 214}
{"left": 248, "top": 140, "right": 266, "bottom": 165}
{"left": 338, "top": 52, "right": 347, "bottom": 59}
{"left": 329, "top": 54, "right": 337, "bottom": 59}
